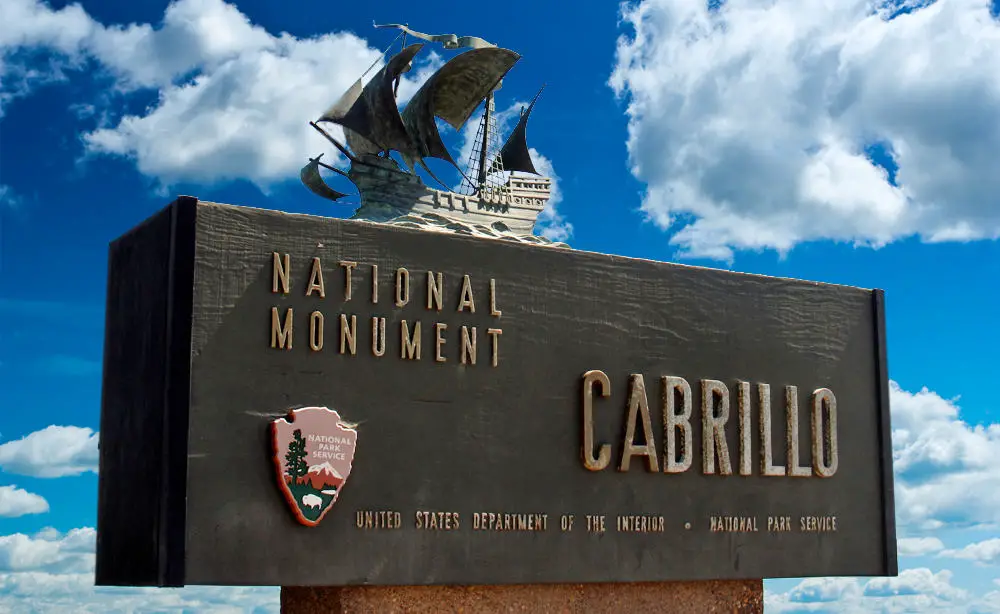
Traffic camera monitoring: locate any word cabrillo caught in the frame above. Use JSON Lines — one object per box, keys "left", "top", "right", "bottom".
{"left": 269, "top": 253, "right": 503, "bottom": 366}
{"left": 580, "top": 370, "right": 838, "bottom": 478}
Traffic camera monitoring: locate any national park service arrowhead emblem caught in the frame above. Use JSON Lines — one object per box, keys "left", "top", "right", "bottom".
{"left": 271, "top": 407, "right": 358, "bottom": 527}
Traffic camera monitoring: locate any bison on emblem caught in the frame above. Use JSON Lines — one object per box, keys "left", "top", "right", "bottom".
{"left": 271, "top": 406, "right": 358, "bottom": 527}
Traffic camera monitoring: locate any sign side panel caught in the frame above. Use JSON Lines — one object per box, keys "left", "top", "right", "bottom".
{"left": 162, "top": 196, "right": 197, "bottom": 586}
{"left": 873, "top": 289, "right": 898, "bottom": 576}
{"left": 96, "top": 202, "right": 177, "bottom": 586}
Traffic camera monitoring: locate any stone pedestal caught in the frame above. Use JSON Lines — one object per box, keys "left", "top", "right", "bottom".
{"left": 281, "top": 580, "right": 763, "bottom": 613}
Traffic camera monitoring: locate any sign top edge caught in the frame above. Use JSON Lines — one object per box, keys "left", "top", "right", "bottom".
{"left": 189, "top": 197, "right": 879, "bottom": 295}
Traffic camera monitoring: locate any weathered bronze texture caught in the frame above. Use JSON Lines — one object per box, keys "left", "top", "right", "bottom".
{"left": 96, "top": 197, "right": 896, "bottom": 587}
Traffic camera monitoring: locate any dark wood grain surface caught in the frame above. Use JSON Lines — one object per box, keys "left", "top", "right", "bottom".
{"left": 97, "top": 198, "right": 896, "bottom": 587}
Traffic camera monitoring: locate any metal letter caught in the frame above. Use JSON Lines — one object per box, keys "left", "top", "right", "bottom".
{"left": 786, "top": 385, "right": 811, "bottom": 477}
{"left": 272, "top": 252, "right": 290, "bottom": 295}
{"left": 812, "top": 388, "right": 839, "bottom": 477}
{"left": 619, "top": 374, "right": 660, "bottom": 472}
{"left": 662, "top": 376, "right": 693, "bottom": 473}
{"left": 701, "top": 379, "right": 732, "bottom": 475}
{"left": 582, "top": 370, "right": 612, "bottom": 471}
{"left": 759, "top": 383, "right": 786, "bottom": 476}
{"left": 271, "top": 307, "right": 293, "bottom": 350}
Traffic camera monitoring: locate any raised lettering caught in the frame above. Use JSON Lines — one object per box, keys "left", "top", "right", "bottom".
{"left": 460, "top": 326, "right": 477, "bottom": 365}
{"left": 427, "top": 272, "right": 443, "bottom": 311}
{"left": 737, "top": 380, "right": 752, "bottom": 476}
{"left": 272, "top": 252, "right": 290, "bottom": 294}
{"left": 401, "top": 320, "right": 421, "bottom": 360}
{"left": 270, "top": 307, "right": 293, "bottom": 350}
{"left": 308, "top": 311, "right": 323, "bottom": 351}
{"left": 786, "top": 385, "right": 811, "bottom": 477}
{"left": 458, "top": 274, "right": 476, "bottom": 313}
{"left": 582, "top": 370, "right": 612, "bottom": 471}
{"left": 434, "top": 322, "right": 447, "bottom": 362}
{"left": 702, "top": 379, "right": 732, "bottom": 475}
{"left": 759, "top": 383, "right": 786, "bottom": 476}
{"left": 306, "top": 257, "right": 325, "bottom": 297}
{"left": 663, "top": 376, "right": 693, "bottom": 473}
{"left": 395, "top": 268, "right": 410, "bottom": 307}
{"left": 620, "top": 374, "right": 660, "bottom": 472}
{"left": 812, "top": 388, "right": 839, "bottom": 477}
{"left": 340, "top": 314, "right": 356, "bottom": 355}
{"left": 371, "top": 316, "right": 386, "bottom": 357}
{"left": 487, "top": 328, "right": 501, "bottom": 367}
{"left": 339, "top": 260, "right": 357, "bottom": 300}
{"left": 489, "top": 279, "right": 501, "bottom": 317}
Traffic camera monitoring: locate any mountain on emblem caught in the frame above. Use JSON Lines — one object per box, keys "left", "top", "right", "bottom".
{"left": 271, "top": 407, "right": 358, "bottom": 527}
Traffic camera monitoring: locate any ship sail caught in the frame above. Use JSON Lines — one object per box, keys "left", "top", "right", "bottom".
{"left": 344, "top": 126, "right": 381, "bottom": 157}
{"left": 316, "top": 77, "right": 381, "bottom": 156}
{"left": 302, "top": 22, "right": 553, "bottom": 229}
{"left": 401, "top": 47, "right": 520, "bottom": 168}
{"left": 317, "top": 44, "right": 424, "bottom": 161}
{"left": 300, "top": 157, "right": 348, "bottom": 201}
{"left": 491, "top": 86, "right": 544, "bottom": 175}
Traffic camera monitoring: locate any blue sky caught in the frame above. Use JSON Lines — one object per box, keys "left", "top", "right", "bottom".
{"left": 1, "top": 0, "right": 999, "bottom": 611}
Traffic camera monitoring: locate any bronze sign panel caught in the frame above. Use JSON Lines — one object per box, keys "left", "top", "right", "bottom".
{"left": 96, "top": 197, "right": 896, "bottom": 587}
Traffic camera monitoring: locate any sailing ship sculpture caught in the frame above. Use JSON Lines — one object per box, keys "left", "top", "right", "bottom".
{"left": 301, "top": 24, "right": 554, "bottom": 241}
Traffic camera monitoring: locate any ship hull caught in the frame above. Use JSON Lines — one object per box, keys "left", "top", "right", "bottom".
{"left": 347, "top": 155, "right": 549, "bottom": 235}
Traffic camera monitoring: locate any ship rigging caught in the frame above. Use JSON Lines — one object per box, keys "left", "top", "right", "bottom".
{"left": 301, "top": 23, "right": 551, "bottom": 236}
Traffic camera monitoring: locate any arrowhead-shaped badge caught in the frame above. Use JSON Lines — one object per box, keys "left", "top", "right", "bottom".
{"left": 271, "top": 407, "right": 358, "bottom": 527}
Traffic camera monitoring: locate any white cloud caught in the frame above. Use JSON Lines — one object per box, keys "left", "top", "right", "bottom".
{"left": 3, "top": 0, "right": 568, "bottom": 229}
{"left": 766, "top": 378, "right": 1000, "bottom": 612}
{"left": 0, "top": 425, "right": 99, "bottom": 478}
{"left": 0, "top": 486, "right": 48, "bottom": 518}
{"left": 942, "top": 538, "right": 1000, "bottom": 565}
{"left": 864, "top": 568, "right": 967, "bottom": 601}
{"left": 972, "top": 592, "right": 1000, "bottom": 614}
{"left": 788, "top": 577, "right": 861, "bottom": 603}
{"left": 889, "top": 381, "right": 1000, "bottom": 530}
{"left": 767, "top": 568, "right": 970, "bottom": 612}
{"left": 898, "top": 536, "right": 945, "bottom": 557}
{"left": 0, "top": 0, "right": 93, "bottom": 115}
{"left": 611, "top": 0, "right": 1000, "bottom": 261}
{"left": 0, "top": 528, "right": 94, "bottom": 573}
{"left": 0, "top": 0, "right": 443, "bottom": 187}
{"left": 0, "top": 575, "right": 279, "bottom": 614}
{"left": 0, "top": 0, "right": 93, "bottom": 53}
{"left": 80, "top": 0, "right": 384, "bottom": 187}
{"left": 0, "top": 527, "right": 279, "bottom": 613}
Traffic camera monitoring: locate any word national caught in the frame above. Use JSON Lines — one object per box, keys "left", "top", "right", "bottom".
{"left": 268, "top": 253, "right": 503, "bottom": 367}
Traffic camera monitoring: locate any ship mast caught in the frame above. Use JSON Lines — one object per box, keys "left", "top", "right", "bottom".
{"left": 462, "top": 90, "right": 506, "bottom": 197}
{"left": 476, "top": 93, "right": 493, "bottom": 187}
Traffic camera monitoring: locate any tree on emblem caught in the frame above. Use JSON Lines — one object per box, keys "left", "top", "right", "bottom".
{"left": 285, "top": 429, "right": 309, "bottom": 484}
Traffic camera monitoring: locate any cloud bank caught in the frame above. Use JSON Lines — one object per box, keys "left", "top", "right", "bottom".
{"left": 0, "top": 425, "right": 99, "bottom": 478}
{"left": 0, "top": 486, "right": 48, "bottom": 518}
{"left": 611, "top": 0, "right": 1000, "bottom": 260}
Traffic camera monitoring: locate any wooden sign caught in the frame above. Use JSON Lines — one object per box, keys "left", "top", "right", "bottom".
{"left": 95, "top": 196, "right": 896, "bottom": 587}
